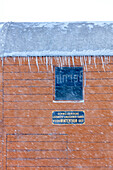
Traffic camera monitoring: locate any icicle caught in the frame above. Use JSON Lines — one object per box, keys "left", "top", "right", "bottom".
{"left": 13, "top": 57, "right": 15, "bottom": 63}
{"left": 65, "top": 56, "right": 67, "bottom": 65}
{"left": 60, "top": 57, "right": 62, "bottom": 67}
{"left": 5, "top": 56, "right": 7, "bottom": 62}
{"left": 88, "top": 56, "right": 91, "bottom": 65}
{"left": 68, "top": 57, "right": 70, "bottom": 67}
{"left": 62, "top": 56, "right": 64, "bottom": 66}
{"left": 28, "top": 56, "right": 31, "bottom": 71}
{"left": 50, "top": 57, "right": 53, "bottom": 72}
{"left": 84, "top": 56, "right": 87, "bottom": 71}
{"left": 101, "top": 56, "right": 105, "bottom": 71}
{"left": 82, "top": 56, "right": 84, "bottom": 66}
{"left": 36, "top": 56, "right": 39, "bottom": 71}
{"left": 18, "top": 56, "right": 22, "bottom": 66}
{"left": 80, "top": 56, "right": 82, "bottom": 66}
{"left": 59, "top": 57, "right": 61, "bottom": 67}
{"left": 72, "top": 56, "right": 75, "bottom": 66}
{"left": 105, "top": 56, "right": 108, "bottom": 64}
{"left": 46, "top": 56, "right": 48, "bottom": 70}
{"left": 23, "top": 57, "right": 25, "bottom": 62}
{"left": 18, "top": 56, "right": 20, "bottom": 65}
{"left": 40, "top": 56, "right": 43, "bottom": 63}
{"left": 94, "top": 56, "right": 97, "bottom": 68}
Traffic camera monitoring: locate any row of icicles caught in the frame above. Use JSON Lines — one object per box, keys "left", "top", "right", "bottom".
{"left": 1, "top": 56, "right": 112, "bottom": 72}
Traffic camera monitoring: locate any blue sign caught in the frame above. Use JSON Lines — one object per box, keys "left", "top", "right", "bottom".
{"left": 55, "top": 67, "right": 83, "bottom": 101}
{"left": 52, "top": 111, "right": 85, "bottom": 124}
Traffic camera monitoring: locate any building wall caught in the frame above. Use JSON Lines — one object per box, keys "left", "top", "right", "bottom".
{"left": 1, "top": 56, "right": 113, "bottom": 169}
{"left": 0, "top": 59, "right": 3, "bottom": 169}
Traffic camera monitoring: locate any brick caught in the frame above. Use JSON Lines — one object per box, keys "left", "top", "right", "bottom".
{"left": 0, "top": 111, "right": 2, "bottom": 121}
{"left": 4, "top": 117, "right": 52, "bottom": 126}
{"left": 68, "top": 142, "right": 113, "bottom": 151}
{"left": 7, "top": 150, "right": 67, "bottom": 159}
{"left": 4, "top": 94, "right": 53, "bottom": 102}
{"left": 0, "top": 153, "right": 2, "bottom": 166}
{"left": 4, "top": 57, "right": 36, "bottom": 65}
{"left": 3, "top": 56, "right": 113, "bottom": 66}
{"left": 85, "top": 117, "right": 113, "bottom": 125}
{"left": 85, "top": 86, "right": 113, "bottom": 94}
{"left": 0, "top": 92, "right": 2, "bottom": 102}
{"left": 68, "top": 150, "right": 113, "bottom": 159}
{"left": 85, "top": 93, "right": 113, "bottom": 101}
{"left": 4, "top": 125, "right": 113, "bottom": 136}
{"left": 68, "top": 133, "right": 113, "bottom": 143}
{"left": 0, "top": 59, "right": 2, "bottom": 73}
{"left": 3, "top": 109, "right": 113, "bottom": 119}
{"left": 67, "top": 168, "right": 95, "bottom": 170}
{"left": 7, "top": 134, "right": 67, "bottom": 142}
{"left": 3, "top": 56, "right": 113, "bottom": 169}
{"left": 86, "top": 64, "right": 113, "bottom": 72}
{"left": 7, "top": 167, "right": 65, "bottom": 170}
{"left": 4, "top": 110, "right": 53, "bottom": 118}
{"left": 85, "top": 110, "right": 113, "bottom": 118}
{"left": 0, "top": 104, "right": 2, "bottom": 121}
{"left": 4, "top": 117, "right": 113, "bottom": 126}
{"left": 68, "top": 158, "right": 113, "bottom": 167}
{"left": 0, "top": 124, "right": 2, "bottom": 133}
{"left": 86, "top": 71, "right": 113, "bottom": 79}
{"left": 86, "top": 79, "right": 113, "bottom": 86}
{"left": 4, "top": 65, "right": 52, "bottom": 73}
{"left": 4, "top": 72, "right": 53, "bottom": 80}
{"left": 3, "top": 101, "right": 113, "bottom": 110}
{"left": 4, "top": 86, "right": 53, "bottom": 95}
{"left": 7, "top": 141, "right": 67, "bottom": 150}
{"left": 0, "top": 73, "right": 2, "bottom": 90}
{"left": 4, "top": 65, "right": 20, "bottom": 73}
{"left": 7, "top": 159, "right": 67, "bottom": 167}
{"left": 4, "top": 79, "right": 53, "bottom": 87}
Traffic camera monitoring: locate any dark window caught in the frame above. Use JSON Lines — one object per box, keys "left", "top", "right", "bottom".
{"left": 55, "top": 67, "right": 83, "bottom": 101}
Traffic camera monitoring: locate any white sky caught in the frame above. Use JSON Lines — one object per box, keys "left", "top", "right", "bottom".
{"left": 0, "top": 0, "right": 113, "bottom": 22}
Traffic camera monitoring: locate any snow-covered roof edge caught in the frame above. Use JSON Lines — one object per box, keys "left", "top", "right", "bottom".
{"left": 1, "top": 21, "right": 113, "bottom": 57}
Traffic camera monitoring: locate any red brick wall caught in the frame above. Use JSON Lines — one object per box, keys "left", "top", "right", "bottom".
{"left": 1, "top": 56, "right": 113, "bottom": 169}
{"left": 0, "top": 59, "right": 3, "bottom": 169}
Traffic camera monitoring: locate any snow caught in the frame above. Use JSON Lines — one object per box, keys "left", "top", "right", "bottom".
{"left": 2, "top": 49, "right": 113, "bottom": 57}
{"left": 87, "top": 21, "right": 113, "bottom": 27}
{"left": 0, "top": 22, "right": 113, "bottom": 57}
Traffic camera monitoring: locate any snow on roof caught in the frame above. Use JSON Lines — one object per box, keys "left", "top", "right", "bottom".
{"left": 0, "top": 21, "right": 113, "bottom": 57}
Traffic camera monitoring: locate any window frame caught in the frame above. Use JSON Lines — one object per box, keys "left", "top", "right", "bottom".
{"left": 53, "top": 65, "right": 84, "bottom": 103}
